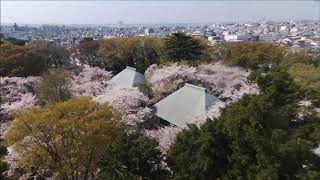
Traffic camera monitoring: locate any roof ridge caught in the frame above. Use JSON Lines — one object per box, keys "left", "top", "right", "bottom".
{"left": 184, "top": 83, "right": 206, "bottom": 92}
{"left": 126, "top": 66, "right": 137, "bottom": 71}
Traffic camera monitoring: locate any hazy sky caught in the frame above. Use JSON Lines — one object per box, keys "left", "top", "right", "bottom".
{"left": 1, "top": 1, "right": 319, "bottom": 24}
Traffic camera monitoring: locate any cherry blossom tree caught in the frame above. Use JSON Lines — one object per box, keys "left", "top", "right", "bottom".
{"left": 145, "top": 63, "right": 196, "bottom": 95}
{"left": 93, "top": 86, "right": 153, "bottom": 126}
{"left": 0, "top": 77, "right": 38, "bottom": 113}
{"left": 188, "top": 100, "right": 226, "bottom": 126}
{"left": 145, "top": 125, "right": 182, "bottom": 154}
{"left": 70, "top": 67, "right": 113, "bottom": 97}
{"left": 145, "top": 62, "right": 259, "bottom": 102}
{"left": 0, "top": 77, "right": 39, "bottom": 178}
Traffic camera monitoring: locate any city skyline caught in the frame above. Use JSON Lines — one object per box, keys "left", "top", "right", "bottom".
{"left": 1, "top": 1, "right": 319, "bottom": 25}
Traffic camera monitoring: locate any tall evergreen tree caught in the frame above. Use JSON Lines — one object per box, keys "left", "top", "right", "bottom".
{"left": 99, "top": 132, "right": 168, "bottom": 180}
{"left": 164, "top": 32, "right": 205, "bottom": 62}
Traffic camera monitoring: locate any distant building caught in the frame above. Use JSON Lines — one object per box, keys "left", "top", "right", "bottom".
{"left": 154, "top": 83, "right": 220, "bottom": 128}
{"left": 144, "top": 28, "right": 155, "bottom": 36}
{"left": 204, "top": 30, "right": 217, "bottom": 37}
{"left": 13, "top": 23, "right": 19, "bottom": 31}
{"left": 259, "top": 32, "right": 288, "bottom": 42}
{"left": 224, "top": 33, "right": 254, "bottom": 42}
{"left": 191, "top": 30, "right": 203, "bottom": 39}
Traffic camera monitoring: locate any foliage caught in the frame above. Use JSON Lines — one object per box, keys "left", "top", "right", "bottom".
{"left": 221, "top": 42, "right": 286, "bottom": 69}
{"left": 288, "top": 63, "right": 320, "bottom": 102}
{"left": 132, "top": 37, "right": 161, "bottom": 73}
{"left": 6, "top": 97, "right": 123, "bottom": 180}
{"left": 99, "top": 132, "right": 167, "bottom": 180}
{"left": 279, "top": 51, "right": 315, "bottom": 69}
{"left": 99, "top": 37, "right": 161, "bottom": 73}
{"left": 0, "top": 143, "right": 8, "bottom": 178}
{"left": 27, "top": 40, "right": 70, "bottom": 68}
{"left": 0, "top": 43, "right": 47, "bottom": 76}
{"left": 36, "top": 69, "right": 72, "bottom": 105}
{"left": 0, "top": 160, "right": 7, "bottom": 178}
{"left": 99, "top": 38, "right": 135, "bottom": 73}
{"left": 168, "top": 123, "right": 229, "bottom": 180}
{"left": 4, "top": 37, "right": 29, "bottom": 46}
{"left": 288, "top": 59, "right": 320, "bottom": 107}
{"left": 0, "top": 144, "right": 7, "bottom": 156}
{"left": 72, "top": 38, "right": 101, "bottom": 67}
{"left": 250, "top": 50, "right": 320, "bottom": 107}
{"left": 164, "top": 32, "right": 206, "bottom": 63}
{"left": 168, "top": 68, "right": 320, "bottom": 179}
{"left": 278, "top": 51, "right": 320, "bottom": 107}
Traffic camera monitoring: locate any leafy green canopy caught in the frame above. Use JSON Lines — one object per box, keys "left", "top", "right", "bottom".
{"left": 168, "top": 122, "right": 229, "bottom": 180}
{"left": 99, "top": 132, "right": 168, "bottom": 180}
{"left": 221, "top": 41, "right": 319, "bottom": 108}
{"left": 6, "top": 97, "right": 123, "bottom": 180}
{"left": 281, "top": 52, "right": 320, "bottom": 106}
{"left": 4, "top": 37, "right": 29, "bottom": 46}
{"left": 0, "top": 143, "right": 8, "bottom": 179}
{"left": 0, "top": 43, "right": 47, "bottom": 76}
{"left": 36, "top": 68, "right": 72, "bottom": 106}
{"left": 99, "top": 37, "right": 161, "bottom": 73}
{"left": 72, "top": 38, "right": 102, "bottom": 67}
{"left": 27, "top": 40, "right": 70, "bottom": 68}
{"left": 164, "top": 32, "right": 207, "bottom": 63}
{"left": 221, "top": 42, "right": 285, "bottom": 69}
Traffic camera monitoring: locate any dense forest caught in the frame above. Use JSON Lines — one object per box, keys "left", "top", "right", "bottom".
{"left": 0, "top": 33, "right": 319, "bottom": 179}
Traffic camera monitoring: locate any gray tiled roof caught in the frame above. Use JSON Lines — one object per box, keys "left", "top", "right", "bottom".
{"left": 154, "top": 83, "right": 220, "bottom": 128}
{"left": 110, "top": 66, "right": 146, "bottom": 88}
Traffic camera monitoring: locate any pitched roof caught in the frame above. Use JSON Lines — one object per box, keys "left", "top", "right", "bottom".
{"left": 110, "top": 66, "right": 146, "bottom": 88}
{"left": 154, "top": 83, "right": 219, "bottom": 128}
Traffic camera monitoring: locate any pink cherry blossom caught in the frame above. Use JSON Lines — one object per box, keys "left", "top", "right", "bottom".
{"left": 196, "top": 62, "right": 259, "bottom": 102}
{"left": 145, "top": 62, "right": 259, "bottom": 102}
{"left": 145, "top": 63, "right": 196, "bottom": 95}
{"left": 93, "top": 86, "right": 152, "bottom": 126}
{"left": 145, "top": 125, "right": 182, "bottom": 153}
{"left": 0, "top": 76, "right": 38, "bottom": 113}
{"left": 70, "top": 66, "right": 113, "bottom": 97}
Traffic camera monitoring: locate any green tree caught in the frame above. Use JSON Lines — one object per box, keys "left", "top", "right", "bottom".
{"left": 221, "top": 42, "right": 285, "bottom": 69}
{"left": 279, "top": 51, "right": 314, "bottom": 69}
{"left": 0, "top": 142, "right": 8, "bottom": 179}
{"left": 164, "top": 32, "right": 205, "bottom": 63}
{"left": 5, "top": 37, "right": 29, "bottom": 46}
{"left": 288, "top": 63, "right": 320, "bottom": 99}
{"left": 99, "top": 132, "right": 168, "bottom": 180}
{"left": 72, "top": 38, "right": 101, "bottom": 67}
{"left": 0, "top": 43, "right": 47, "bottom": 76}
{"left": 6, "top": 97, "right": 123, "bottom": 180}
{"left": 99, "top": 38, "right": 135, "bottom": 73}
{"left": 28, "top": 40, "right": 70, "bottom": 68}
{"left": 168, "top": 123, "right": 229, "bottom": 180}
{"left": 132, "top": 37, "right": 161, "bottom": 73}
{"left": 99, "top": 37, "right": 161, "bottom": 73}
{"left": 36, "top": 68, "right": 72, "bottom": 106}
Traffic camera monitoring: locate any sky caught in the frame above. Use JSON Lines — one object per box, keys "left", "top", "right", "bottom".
{"left": 1, "top": 1, "right": 320, "bottom": 24}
